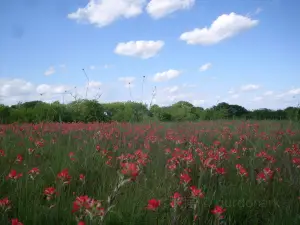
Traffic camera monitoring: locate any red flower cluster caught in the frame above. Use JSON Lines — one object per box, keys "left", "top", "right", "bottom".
{"left": 57, "top": 168, "right": 72, "bottom": 185}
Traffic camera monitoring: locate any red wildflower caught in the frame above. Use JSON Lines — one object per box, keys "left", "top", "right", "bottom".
{"left": 79, "top": 174, "right": 85, "bottom": 182}
{"left": 57, "top": 168, "right": 71, "bottom": 184}
{"left": 292, "top": 158, "right": 300, "bottom": 167}
{"left": 27, "top": 148, "right": 35, "bottom": 154}
{"left": 165, "top": 148, "right": 171, "bottom": 154}
{"left": 180, "top": 173, "right": 191, "bottom": 184}
{"left": 216, "top": 167, "right": 226, "bottom": 175}
{"left": 78, "top": 222, "right": 86, "bottom": 225}
{"left": 69, "top": 152, "right": 76, "bottom": 161}
{"left": 15, "top": 154, "right": 23, "bottom": 164}
{"left": 35, "top": 139, "right": 44, "bottom": 148}
{"left": 96, "top": 145, "right": 101, "bottom": 152}
{"left": 211, "top": 205, "right": 226, "bottom": 216}
{"left": 146, "top": 199, "right": 161, "bottom": 211}
{"left": 120, "top": 162, "right": 139, "bottom": 180}
{"left": 190, "top": 186, "right": 204, "bottom": 198}
{"left": 230, "top": 148, "right": 238, "bottom": 154}
{"left": 72, "top": 195, "right": 90, "bottom": 213}
{"left": 44, "top": 187, "right": 56, "bottom": 200}
{"left": 11, "top": 219, "right": 23, "bottom": 225}
{"left": 236, "top": 164, "right": 248, "bottom": 177}
{"left": 72, "top": 195, "right": 105, "bottom": 217}
{"left": 0, "top": 149, "right": 5, "bottom": 157}
{"left": 6, "top": 169, "right": 23, "bottom": 180}
{"left": 167, "top": 164, "right": 177, "bottom": 171}
{"left": 170, "top": 192, "right": 183, "bottom": 208}
{"left": 203, "top": 158, "right": 216, "bottom": 169}
{"left": 263, "top": 167, "right": 274, "bottom": 178}
{"left": 0, "top": 197, "right": 11, "bottom": 210}
{"left": 256, "top": 172, "right": 266, "bottom": 183}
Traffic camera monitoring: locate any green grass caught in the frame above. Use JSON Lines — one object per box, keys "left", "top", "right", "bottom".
{"left": 0, "top": 120, "right": 300, "bottom": 225}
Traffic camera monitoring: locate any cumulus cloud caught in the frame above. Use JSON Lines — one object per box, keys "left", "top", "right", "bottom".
{"left": 68, "top": 0, "right": 146, "bottom": 27}
{"left": 0, "top": 79, "right": 35, "bottom": 97}
{"left": 240, "top": 84, "right": 260, "bottom": 92}
{"left": 36, "top": 84, "right": 71, "bottom": 95}
{"left": 287, "top": 88, "right": 300, "bottom": 95}
{"left": 146, "top": 0, "right": 195, "bottom": 19}
{"left": 199, "top": 62, "right": 212, "bottom": 72}
{"left": 276, "top": 88, "right": 300, "bottom": 99}
{"left": 44, "top": 66, "right": 56, "bottom": 76}
{"left": 114, "top": 40, "right": 164, "bottom": 59}
{"left": 0, "top": 78, "right": 108, "bottom": 106}
{"left": 153, "top": 69, "right": 181, "bottom": 82}
{"left": 180, "top": 12, "right": 258, "bottom": 45}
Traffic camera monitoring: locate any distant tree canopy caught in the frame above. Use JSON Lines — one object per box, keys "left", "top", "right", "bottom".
{"left": 0, "top": 100, "right": 299, "bottom": 124}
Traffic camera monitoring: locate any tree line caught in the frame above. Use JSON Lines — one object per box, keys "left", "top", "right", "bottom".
{"left": 0, "top": 100, "right": 299, "bottom": 124}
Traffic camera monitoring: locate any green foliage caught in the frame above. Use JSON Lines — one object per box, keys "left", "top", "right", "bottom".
{"left": 0, "top": 99, "right": 299, "bottom": 124}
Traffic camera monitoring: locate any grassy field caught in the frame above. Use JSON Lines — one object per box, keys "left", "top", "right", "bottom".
{"left": 1, "top": 120, "right": 300, "bottom": 225}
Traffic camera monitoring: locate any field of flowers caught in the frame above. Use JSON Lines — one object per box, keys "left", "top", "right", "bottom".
{"left": 1, "top": 121, "right": 300, "bottom": 225}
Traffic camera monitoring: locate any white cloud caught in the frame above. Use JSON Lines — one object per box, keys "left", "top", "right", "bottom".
{"left": 276, "top": 88, "right": 300, "bottom": 99}
{"left": 152, "top": 91, "right": 198, "bottom": 107}
{"left": 0, "top": 78, "right": 111, "bottom": 106}
{"left": 263, "top": 91, "right": 273, "bottom": 96}
{"left": 90, "top": 65, "right": 96, "bottom": 70}
{"left": 166, "top": 93, "right": 194, "bottom": 103}
{"left": 118, "top": 76, "right": 135, "bottom": 83}
{"left": 180, "top": 12, "right": 258, "bottom": 45}
{"left": 44, "top": 66, "right": 56, "bottom": 76}
{"left": 192, "top": 99, "right": 205, "bottom": 106}
{"left": 252, "top": 96, "right": 263, "bottom": 101}
{"left": 88, "top": 81, "right": 102, "bottom": 89}
{"left": 0, "top": 79, "right": 35, "bottom": 97}
{"left": 164, "top": 86, "right": 179, "bottom": 94}
{"left": 228, "top": 88, "right": 235, "bottom": 94}
{"left": 153, "top": 69, "right": 181, "bottom": 82}
{"left": 199, "top": 62, "right": 212, "bottom": 72}
{"left": 68, "top": 0, "right": 146, "bottom": 27}
{"left": 182, "top": 83, "right": 197, "bottom": 88}
{"left": 114, "top": 40, "right": 164, "bottom": 59}
{"left": 231, "top": 94, "right": 239, "bottom": 99}
{"left": 287, "top": 88, "right": 300, "bottom": 95}
{"left": 240, "top": 84, "right": 260, "bottom": 92}
{"left": 36, "top": 84, "right": 51, "bottom": 94}
{"left": 146, "top": 0, "right": 195, "bottom": 19}
{"left": 1, "top": 77, "right": 297, "bottom": 110}
{"left": 36, "top": 84, "right": 71, "bottom": 95}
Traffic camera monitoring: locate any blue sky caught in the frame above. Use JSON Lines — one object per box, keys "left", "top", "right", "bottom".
{"left": 0, "top": 0, "right": 299, "bottom": 109}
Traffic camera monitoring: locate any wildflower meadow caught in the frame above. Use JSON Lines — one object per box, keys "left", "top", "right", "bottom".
{"left": 1, "top": 121, "right": 300, "bottom": 225}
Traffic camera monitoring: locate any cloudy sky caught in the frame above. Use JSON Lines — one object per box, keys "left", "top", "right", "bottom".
{"left": 0, "top": 0, "right": 299, "bottom": 109}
